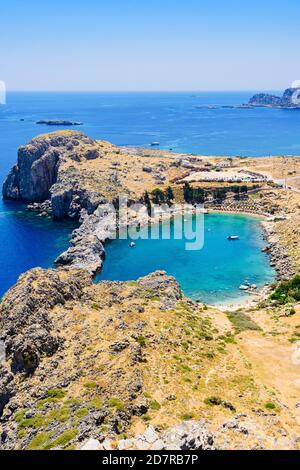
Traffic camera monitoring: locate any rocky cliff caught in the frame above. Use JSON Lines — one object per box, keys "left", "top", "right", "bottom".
{"left": 248, "top": 87, "right": 300, "bottom": 108}
{"left": 2, "top": 131, "right": 104, "bottom": 212}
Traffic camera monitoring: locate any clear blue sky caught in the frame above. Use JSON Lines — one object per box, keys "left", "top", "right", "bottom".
{"left": 1, "top": 0, "right": 300, "bottom": 91}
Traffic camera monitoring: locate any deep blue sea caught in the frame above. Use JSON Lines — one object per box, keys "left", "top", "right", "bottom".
{"left": 1, "top": 91, "right": 294, "bottom": 298}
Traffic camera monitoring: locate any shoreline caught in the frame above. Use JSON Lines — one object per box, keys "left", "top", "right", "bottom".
{"left": 91, "top": 207, "right": 280, "bottom": 311}
{"left": 26, "top": 198, "right": 292, "bottom": 311}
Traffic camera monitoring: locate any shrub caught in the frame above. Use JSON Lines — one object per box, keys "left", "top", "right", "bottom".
{"left": 75, "top": 408, "right": 89, "bottom": 419}
{"left": 270, "top": 275, "right": 300, "bottom": 304}
{"left": 18, "top": 414, "right": 50, "bottom": 429}
{"left": 226, "top": 311, "right": 261, "bottom": 334}
{"left": 149, "top": 400, "right": 161, "bottom": 411}
{"left": 204, "top": 396, "right": 222, "bottom": 406}
{"left": 137, "top": 335, "right": 146, "bottom": 347}
{"left": 43, "top": 428, "right": 78, "bottom": 450}
{"left": 108, "top": 397, "right": 125, "bottom": 410}
{"left": 47, "top": 388, "right": 66, "bottom": 399}
{"left": 84, "top": 381, "right": 97, "bottom": 389}
{"left": 27, "top": 431, "right": 54, "bottom": 450}
{"left": 181, "top": 412, "right": 194, "bottom": 420}
{"left": 265, "top": 402, "right": 276, "bottom": 410}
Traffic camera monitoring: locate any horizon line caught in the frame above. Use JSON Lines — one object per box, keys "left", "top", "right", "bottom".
{"left": 5, "top": 89, "right": 282, "bottom": 93}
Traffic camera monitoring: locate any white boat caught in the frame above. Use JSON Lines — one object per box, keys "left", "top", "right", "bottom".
{"left": 227, "top": 235, "right": 240, "bottom": 240}
{"left": 151, "top": 141, "right": 160, "bottom": 146}
{"left": 129, "top": 242, "right": 136, "bottom": 248}
{"left": 239, "top": 284, "right": 249, "bottom": 291}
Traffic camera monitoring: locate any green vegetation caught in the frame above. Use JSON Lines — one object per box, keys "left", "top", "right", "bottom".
{"left": 165, "top": 186, "right": 174, "bottom": 206}
{"left": 204, "top": 396, "right": 222, "bottom": 406}
{"left": 270, "top": 275, "right": 300, "bottom": 304}
{"left": 181, "top": 412, "right": 194, "bottom": 420}
{"left": 47, "top": 388, "right": 66, "bottom": 399}
{"left": 18, "top": 414, "right": 50, "bottom": 430}
{"left": 264, "top": 402, "right": 276, "bottom": 410}
{"left": 226, "top": 310, "right": 261, "bottom": 334}
{"left": 49, "top": 407, "right": 71, "bottom": 423}
{"left": 75, "top": 408, "right": 89, "bottom": 419}
{"left": 43, "top": 428, "right": 78, "bottom": 450}
{"left": 152, "top": 188, "right": 165, "bottom": 204}
{"left": 144, "top": 191, "right": 152, "bottom": 216}
{"left": 27, "top": 431, "right": 55, "bottom": 450}
{"left": 137, "top": 335, "right": 146, "bottom": 347}
{"left": 108, "top": 397, "right": 125, "bottom": 410}
{"left": 183, "top": 183, "right": 205, "bottom": 204}
{"left": 289, "top": 329, "right": 300, "bottom": 344}
{"left": 150, "top": 187, "right": 175, "bottom": 206}
{"left": 88, "top": 397, "right": 103, "bottom": 409}
{"left": 141, "top": 414, "right": 151, "bottom": 422}
{"left": 204, "top": 396, "right": 236, "bottom": 411}
{"left": 92, "top": 302, "right": 101, "bottom": 310}
{"left": 65, "top": 398, "right": 81, "bottom": 407}
{"left": 149, "top": 400, "right": 161, "bottom": 411}
{"left": 83, "top": 381, "right": 97, "bottom": 389}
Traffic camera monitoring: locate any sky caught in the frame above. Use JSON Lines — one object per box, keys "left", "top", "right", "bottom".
{"left": 1, "top": 0, "right": 300, "bottom": 91}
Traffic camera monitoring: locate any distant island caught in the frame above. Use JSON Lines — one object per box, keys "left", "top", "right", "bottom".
{"left": 194, "top": 81, "right": 300, "bottom": 110}
{"left": 248, "top": 80, "right": 300, "bottom": 108}
{"left": 36, "top": 120, "right": 83, "bottom": 126}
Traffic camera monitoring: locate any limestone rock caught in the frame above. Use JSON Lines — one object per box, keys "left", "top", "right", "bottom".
{"left": 79, "top": 438, "right": 102, "bottom": 450}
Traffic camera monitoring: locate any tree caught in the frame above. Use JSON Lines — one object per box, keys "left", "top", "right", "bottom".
{"left": 213, "top": 188, "right": 226, "bottom": 202}
{"left": 152, "top": 188, "right": 165, "bottom": 205}
{"left": 193, "top": 188, "right": 205, "bottom": 204}
{"left": 144, "top": 191, "right": 152, "bottom": 216}
{"left": 165, "top": 186, "right": 174, "bottom": 206}
{"left": 183, "top": 182, "right": 193, "bottom": 203}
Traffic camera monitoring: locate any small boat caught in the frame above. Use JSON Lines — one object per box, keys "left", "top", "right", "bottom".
{"left": 151, "top": 141, "right": 160, "bottom": 146}
{"left": 129, "top": 242, "right": 136, "bottom": 248}
{"left": 239, "top": 284, "right": 249, "bottom": 291}
{"left": 227, "top": 235, "right": 240, "bottom": 240}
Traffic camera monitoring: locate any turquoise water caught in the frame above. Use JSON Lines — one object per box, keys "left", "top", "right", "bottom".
{"left": 0, "top": 91, "right": 290, "bottom": 296}
{"left": 98, "top": 213, "right": 276, "bottom": 305}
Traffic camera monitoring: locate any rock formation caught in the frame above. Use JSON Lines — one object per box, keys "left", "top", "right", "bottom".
{"left": 2, "top": 131, "right": 103, "bottom": 208}
{"left": 36, "top": 120, "right": 82, "bottom": 126}
{"left": 248, "top": 83, "right": 300, "bottom": 108}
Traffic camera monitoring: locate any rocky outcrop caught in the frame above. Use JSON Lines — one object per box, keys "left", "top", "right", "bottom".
{"left": 0, "top": 268, "right": 90, "bottom": 376}
{"left": 262, "top": 221, "right": 295, "bottom": 280}
{"left": 36, "top": 120, "right": 82, "bottom": 126}
{"left": 248, "top": 86, "right": 300, "bottom": 108}
{"left": 55, "top": 203, "right": 117, "bottom": 274}
{"left": 2, "top": 131, "right": 103, "bottom": 207}
{"left": 114, "top": 422, "right": 215, "bottom": 451}
{"left": 3, "top": 140, "right": 59, "bottom": 202}
{"left": 50, "top": 182, "right": 104, "bottom": 220}
{"left": 249, "top": 93, "right": 282, "bottom": 107}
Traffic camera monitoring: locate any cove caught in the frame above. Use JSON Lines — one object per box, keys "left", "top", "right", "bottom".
{"left": 97, "top": 213, "right": 276, "bottom": 306}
